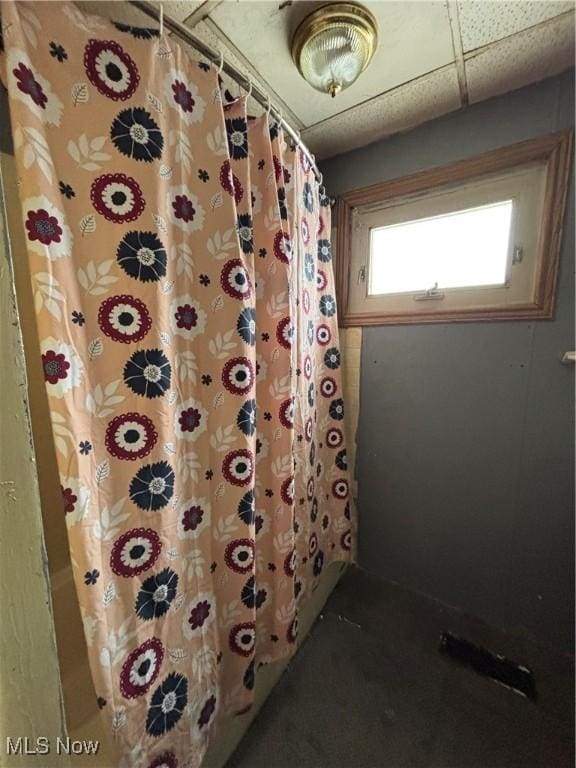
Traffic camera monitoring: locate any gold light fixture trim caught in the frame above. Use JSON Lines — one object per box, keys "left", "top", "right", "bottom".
{"left": 291, "top": 2, "right": 379, "bottom": 98}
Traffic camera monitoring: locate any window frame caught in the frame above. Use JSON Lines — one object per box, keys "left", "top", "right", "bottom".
{"left": 334, "top": 130, "right": 573, "bottom": 327}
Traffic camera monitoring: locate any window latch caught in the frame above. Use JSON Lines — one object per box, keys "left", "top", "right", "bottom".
{"left": 357, "top": 265, "right": 366, "bottom": 284}
{"left": 414, "top": 282, "right": 445, "bottom": 301}
{"left": 512, "top": 245, "right": 523, "bottom": 265}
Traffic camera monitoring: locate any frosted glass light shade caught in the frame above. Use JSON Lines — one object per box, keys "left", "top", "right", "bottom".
{"left": 291, "top": 3, "right": 378, "bottom": 98}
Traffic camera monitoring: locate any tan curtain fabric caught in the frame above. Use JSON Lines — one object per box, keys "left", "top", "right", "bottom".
{"left": 1, "top": 2, "right": 353, "bottom": 765}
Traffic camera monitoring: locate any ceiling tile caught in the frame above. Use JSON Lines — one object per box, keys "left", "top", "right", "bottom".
{"left": 303, "top": 65, "right": 462, "bottom": 160}
{"left": 208, "top": 1, "right": 455, "bottom": 127}
{"left": 77, "top": 2, "right": 206, "bottom": 27}
{"left": 466, "top": 13, "right": 575, "bottom": 103}
{"left": 152, "top": 1, "right": 206, "bottom": 24}
{"left": 183, "top": 18, "right": 303, "bottom": 127}
{"left": 457, "top": 0, "right": 574, "bottom": 52}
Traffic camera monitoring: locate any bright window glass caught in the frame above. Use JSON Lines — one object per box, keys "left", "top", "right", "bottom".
{"left": 369, "top": 200, "right": 513, "bottom": 296}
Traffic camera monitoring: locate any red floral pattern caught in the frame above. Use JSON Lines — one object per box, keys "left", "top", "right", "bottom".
{"left": 105, "top": 412, "right": 157, "bottom": 461}
{"left": 26, "top": 208, "right": 62, "bottom": 244}
{"left": 110, "top": 528, "right": 162, "bottom": 577}
{"left": 84, "top": 39, "right": 140, "bottom": 101}
{"left": 98, "top": 295, "right": 152, "bottom": 343}
{"left": 13, "top": 62, "right": 47, "bottom": 107}
{"left": 42, "top": 350, "right": 69, "bottom": 384}
{"left": 61, "top": 485, "right": 77, "bottom": 514}
{"left": 119, "top": 637, "right": 164, "bottom": 698}
{"left": 90, "top": 173, "right": 145, "bottom": 223}
{"left": 171, "top": 80, "right": 195, "bottom": 112}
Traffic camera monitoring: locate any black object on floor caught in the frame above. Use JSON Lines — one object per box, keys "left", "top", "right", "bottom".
{"left": 439, "top": 631, "right": 537, "bottom": 700}
{"left": 227, "top": 566, "right": 574, "bottom": 768}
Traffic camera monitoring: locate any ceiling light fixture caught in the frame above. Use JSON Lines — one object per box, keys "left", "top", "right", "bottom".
{"left": 291, "top": 2, "right": 378, "bottom": 98}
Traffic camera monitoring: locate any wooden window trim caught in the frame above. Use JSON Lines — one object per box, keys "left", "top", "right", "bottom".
{"left": 334, "top": 129, "right": 573, "bottom": 327}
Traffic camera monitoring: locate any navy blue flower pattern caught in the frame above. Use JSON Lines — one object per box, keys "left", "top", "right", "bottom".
{"left": 59, "top": 181, "right": 75, "bottom": 198}
{"left": 329, "top": 398, "right": 344, "bottom": 421}
{"left": 324, "top": 347, "right": 341, "bottom": 370}
{"left": 237, "top": 399, "right": 256, "bottom": 436}
{"left": 303, "top": 181, "right": 314, "bottom": 213}
{"left": 84, "top": 569, "right": 99, "bottom": 585}
{"left": 145, "top": 672, "right": 188, "bottom": 736}
{"left": 110, "top": 107, "right": 164, "bottom": 162}
{"left": 319, "top": 294, "right": 336, "bottom": 317}
{"left": 304, "top": 252, "right": 315, "bottom": 281}
{"left": 129, "top": 461, "right": 174, "bottom": 511}
{"left": 123, "top": 349, "right": 171, "bottom": 398}
{"left": 336, "top": 449, "right": 347, "bottom": 470}
{"left": 226, "top": 116, "right": 248, "bottom": 159}
{"left": 237, "top": 307, "right": 256, "bottom": 345}
{"left": 135, "top": 568, "right": 178, "bottom": 621}
{"left": 113, "top": 21, "right": 160, "bottom": 39}
{"left": 278, "top": 187, "right": 288, "bottom": 220}
{"left": 117, "top": 231, "right": 167, "bottom": 283}
{"left": 317, "top": 239, "right": 332, "bottom": 262}
{"left": 238, "top": 490, "right": 255, "bottom": 525}
{"left": 49, "top": 42, "right": 67, "bottom": 62}
{"left": 237, "top": 213, "right": 254, "bottom": 254}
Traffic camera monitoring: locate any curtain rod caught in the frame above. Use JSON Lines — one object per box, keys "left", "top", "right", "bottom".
{"left": 128, "top": 1, "right": 322, "bottom": 184}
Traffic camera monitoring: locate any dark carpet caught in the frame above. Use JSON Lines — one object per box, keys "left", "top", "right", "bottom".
{"left": 227, "top": 566, "right": 574, "bottom": 768}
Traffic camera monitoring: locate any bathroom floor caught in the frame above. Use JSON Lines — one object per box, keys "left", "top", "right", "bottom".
{"left": 227, "top": 567, "right": 574, "bottom": 768}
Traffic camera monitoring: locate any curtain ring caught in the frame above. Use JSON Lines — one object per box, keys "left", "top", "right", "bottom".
{"left": 266, "top": 94, "right": 272, "bottom": 119}
{"left": 217, "top": 50, "right": 224, "bottom": 75}
{"left": 245, "top": 78, "right": 253, "bottom": 100}
{"left": 159, "top": 3, "right": 164, "bottom": 37}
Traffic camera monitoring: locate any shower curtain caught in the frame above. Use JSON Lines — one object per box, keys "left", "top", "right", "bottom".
{"left": 0, "top": 2, "right": 353, "bottom": 765}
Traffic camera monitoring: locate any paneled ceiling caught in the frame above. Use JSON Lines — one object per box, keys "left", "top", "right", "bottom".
{"left": 79, "top": 1, "right": 575, "bottom": 159}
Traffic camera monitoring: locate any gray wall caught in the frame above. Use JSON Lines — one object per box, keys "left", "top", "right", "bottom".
{"left": 322, "top": 71, "right": 575, "bottom": 652}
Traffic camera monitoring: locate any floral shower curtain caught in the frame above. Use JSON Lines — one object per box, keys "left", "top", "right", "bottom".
{"left": 1, "top": 1, "right": 353, "bottom": 765}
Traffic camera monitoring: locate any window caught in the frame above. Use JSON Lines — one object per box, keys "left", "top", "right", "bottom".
{"left": 369, "top": 200, "right": 513, "bottom": 296}
{"left": 335, "top": 130, "right": 573, "bottom": 326}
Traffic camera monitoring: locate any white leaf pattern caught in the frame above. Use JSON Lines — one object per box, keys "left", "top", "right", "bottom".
{"left": 20, "top": 5, "right": 41, "bottom": 47}
{"left": 79, "top": 214, "right": 97, "bottom": 235}
{"left": 86, "top": 382, "right": 124, "bottom": 417}
{"left": 15, "top": 126, "right": 55, "bottom": 183}
{"left": 32, "top": 272, "right": 64, "bottom": 320}
{"left": 168, "top": 648, "right": 187, "bottom": 663}
{"left": 88, "top": 337, "right": 104, "bottom": 359}
{"left": 147, "top": 92, "right": 163, "bottom": 112}
{"left": 68, "top": 134, "right": 111, "bottom": 169}
{"left": 71, "top": 82, "right": 90, "bottom": 105}
{"left": 95, "top": 460, "right": 110, "bottom": 485}
{"left": 169, "top": 130, "right": 193, "bottom": 172}
{"left": 153, "top": 213, "right": 168, "bottom": 234}
{"left": 77, "top": 260, "right": 118, "bottom": 295}
{"left": 103, "top": 582, "right": 116, "bottom": 606}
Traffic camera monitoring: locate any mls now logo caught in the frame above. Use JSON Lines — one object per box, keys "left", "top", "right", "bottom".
{"left": 6, "top": 737, "right": 99, "bottom": 755}
{"left": 6, "top": 738, "right": 50, "bottom": 756}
